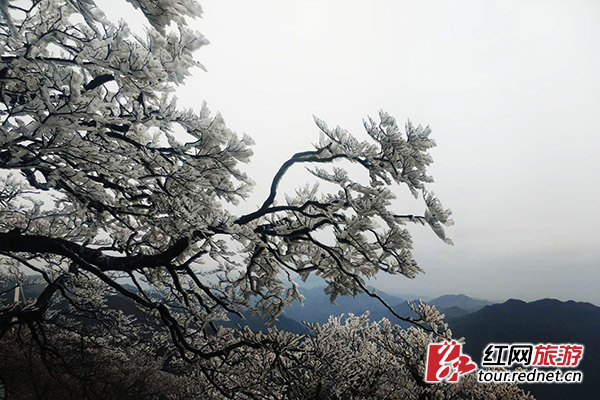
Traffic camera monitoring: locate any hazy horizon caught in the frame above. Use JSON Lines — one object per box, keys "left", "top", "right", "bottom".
{"left": 98, "top": 0, "right": 600, "bottom": 305}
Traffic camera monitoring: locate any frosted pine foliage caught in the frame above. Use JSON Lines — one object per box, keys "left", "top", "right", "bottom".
{"left": 177, "top": 313, "right": 531, "bottom": 399}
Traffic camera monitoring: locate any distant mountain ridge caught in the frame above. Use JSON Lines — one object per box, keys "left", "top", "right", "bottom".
{"left": 1, "top": 280, "right": 489, "bottom": 328}
{"left": 439, "top": 305, "right": 470, "bottom": 320}
{"left": 282, "top": 286, "right": 406, "bottom": 324}
{"left": 283, "top": 288, "right": 493, "bottom": 326}
{"left": 429, "top": 294, "right": 492, "bottom": 313}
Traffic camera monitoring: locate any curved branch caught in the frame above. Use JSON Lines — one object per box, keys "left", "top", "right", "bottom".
{"left": 236, "top": 146, "right": 335, "bottom": 225}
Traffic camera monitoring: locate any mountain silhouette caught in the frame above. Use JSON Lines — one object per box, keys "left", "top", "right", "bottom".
{"left": 282, "top": 287, "right": 405, "bottom": 324}
{"left": 439, "top": 305, "right": 469, "bottom": 320}
{"left": 429, "top": 294, "right": 492, "bottom": 313}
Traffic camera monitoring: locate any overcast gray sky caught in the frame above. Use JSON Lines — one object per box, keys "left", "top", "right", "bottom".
{"left": 104, "top": 0, "right": 600, "bottom": 304}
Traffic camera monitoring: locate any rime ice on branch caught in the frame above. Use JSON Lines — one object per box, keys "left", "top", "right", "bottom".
{"left": 0, "top": 0, "right": 454, "bottom": 353}
{"left": 0, "top": 2, "right": 534, "bottom": 398}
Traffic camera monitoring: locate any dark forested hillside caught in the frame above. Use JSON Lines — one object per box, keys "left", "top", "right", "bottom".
{"left": 450, "top": 299, "right": 600, "bottom": 400}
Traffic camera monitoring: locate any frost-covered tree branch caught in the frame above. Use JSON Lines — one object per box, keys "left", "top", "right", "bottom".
{"left": 0, "top": 3, "right": 525, "bottom": 399}
{"left": 0, "top": 0, "right": 454, "bottom": 350}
